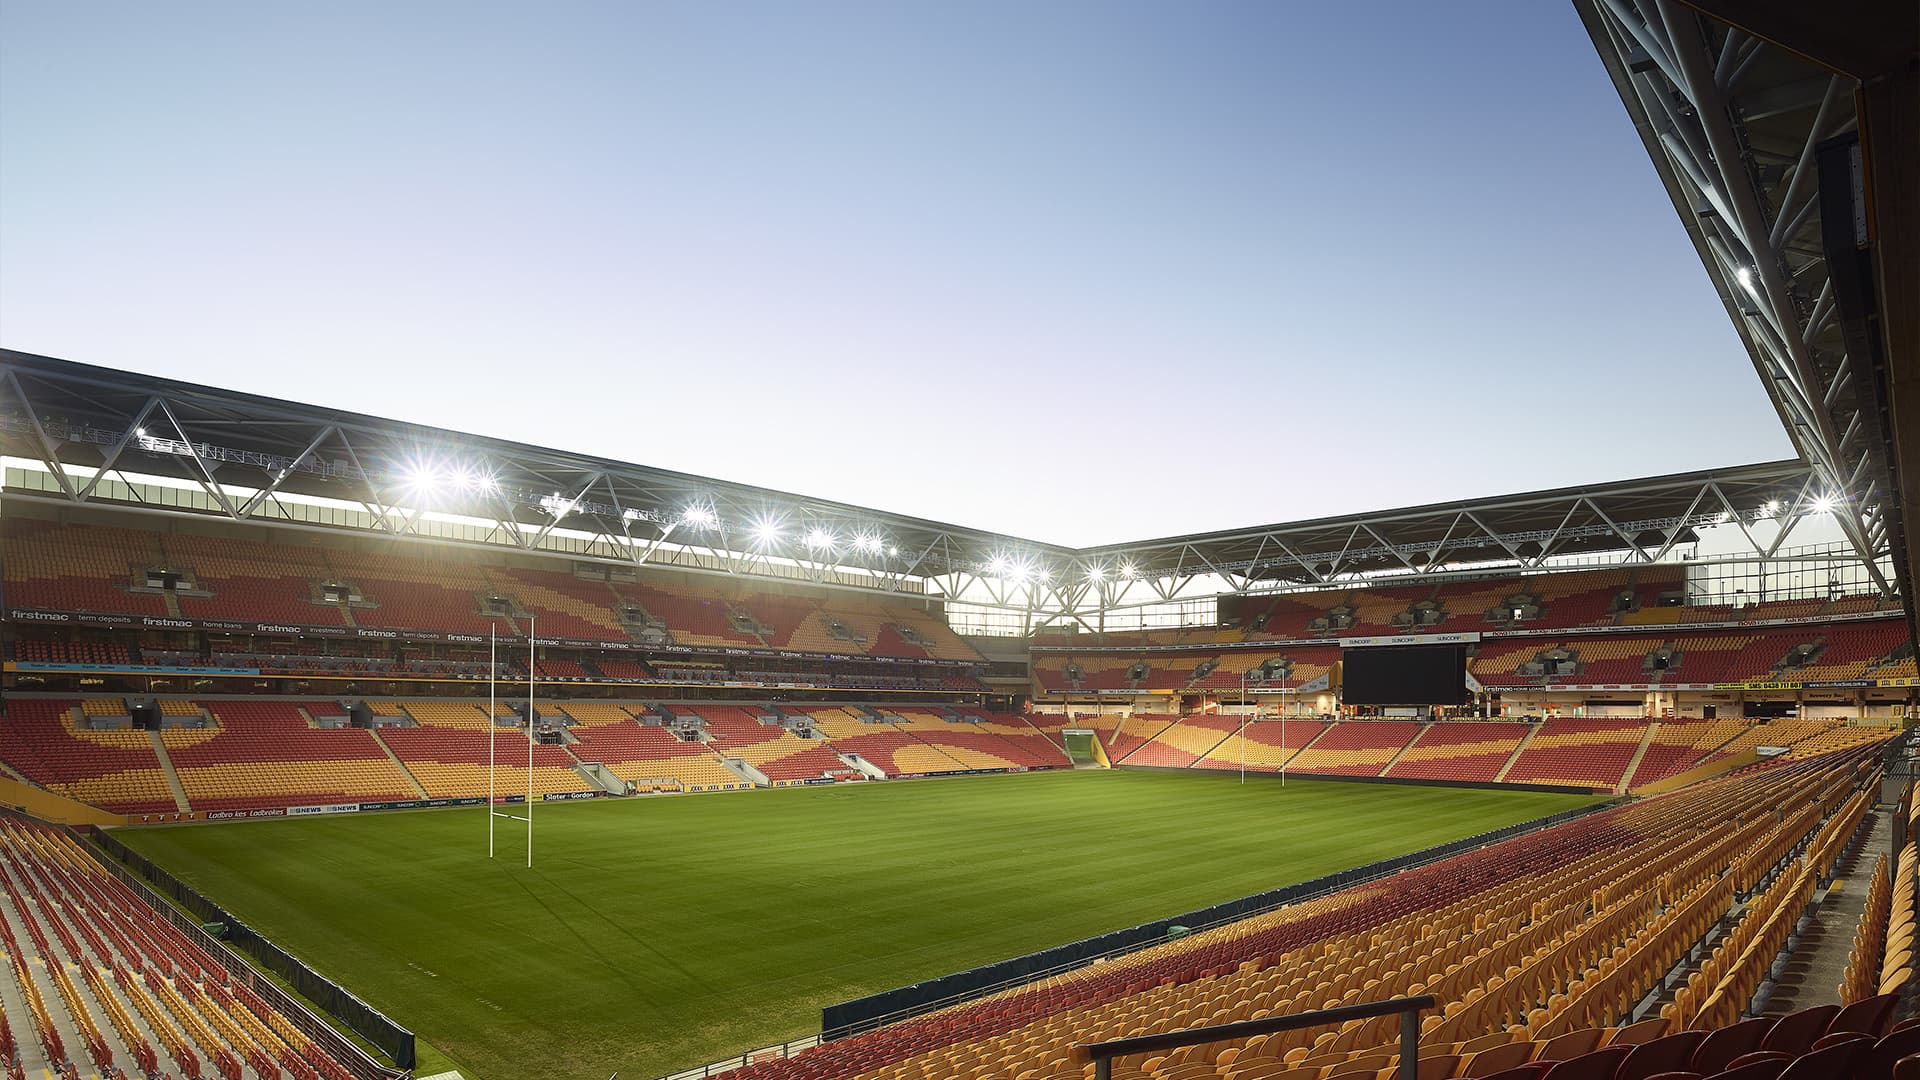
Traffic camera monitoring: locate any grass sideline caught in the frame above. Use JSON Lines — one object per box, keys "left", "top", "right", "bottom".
{"left": 117, "top": 770, "right": 1601, "bottom": 1079}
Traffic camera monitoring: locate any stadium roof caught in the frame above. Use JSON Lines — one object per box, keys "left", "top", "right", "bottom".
{"left": 0, "top": 349, "right": 1830, "bottom": 604}
{"left": 1573, "top": 0, "right": 1918, "bottom": 622}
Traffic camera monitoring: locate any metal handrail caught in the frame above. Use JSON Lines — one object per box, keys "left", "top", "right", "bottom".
{"left": 1078, "top": 994, "right": 1437, "bottom": 1080}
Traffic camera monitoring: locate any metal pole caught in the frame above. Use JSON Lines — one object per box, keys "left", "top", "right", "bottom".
{"left": 1398, "top": 1008, "right": 1419, "bottom": 1080}
{"left": 528, "top": 615, "right": 535, "bottom": 870}
{"left": 1240, "top": 673, "right": 1247, "bottom": 784}
{"left": 488, "top": 625, "right": 496, "bottom": 859}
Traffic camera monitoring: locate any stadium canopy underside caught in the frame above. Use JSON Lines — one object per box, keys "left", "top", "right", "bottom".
{"left": 1573, "top": 0, "right": 1920, "bottom": 643}
{"left": 0, "top": 350, "right": 1884, "bottom": 634}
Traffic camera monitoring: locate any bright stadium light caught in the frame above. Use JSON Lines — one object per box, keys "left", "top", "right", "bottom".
{"left": 680, "top": 505, "right": 718, "bottom": 528}
{"left": 752, "top": 518, "right": 783, "bottom": 547}
{"left": 887, "top": 545, "right": 899, "bottom": 557}
{"left": 854, "top": 533, "right": 882, "bottom": 554}
{"left": 805, "top": 528, "right": 836, "bottom": 552}
{"left": 1120, "top": 562, "right": 1138, "bottom": 580}
{"left": 988, "top": 555, "right": 1010, "bottom": 575}
{"left": 404, "top": 463, "right": 444, "bottom": 493}
{"left": 1085, "top": 564, "right": 1105, "bottom": 583}
{"left": 1812, "top": 493, "right": 1838, "bottom": 514}
{"left": 1765, "top": 499, "right": 1781, "bottom": 514}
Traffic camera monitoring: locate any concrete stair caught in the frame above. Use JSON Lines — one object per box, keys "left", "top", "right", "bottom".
{"left": 1494, "top": 723, "right": 1539, "bottom": 782}
{"left": 147, "top": 730, "right": 191, "bottom": 813}
{"left": 369, "top": 729, "right": 431, "bottom": 799}
{"left": 1617, "top": 722, "right": 1659, "bottom": 794}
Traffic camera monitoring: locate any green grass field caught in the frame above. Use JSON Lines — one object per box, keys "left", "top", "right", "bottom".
{"left": 117, "top": 770, "right": 1600, "bottom": 1080}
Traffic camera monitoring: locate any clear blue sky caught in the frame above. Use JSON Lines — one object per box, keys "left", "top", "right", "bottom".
{"left": 0, "top": 1, "right": 1791, "bottom": 547}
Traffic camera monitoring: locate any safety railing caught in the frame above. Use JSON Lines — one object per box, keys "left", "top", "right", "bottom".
{"left": 1078, "top": 994, "right": 1436, "bottom": 1080}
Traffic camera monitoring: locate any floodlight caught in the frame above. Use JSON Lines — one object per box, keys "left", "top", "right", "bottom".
{"left": 405, "top": 463, "right": 444, "bottom": 493}
{"left": 805, "top": 528, "right": 836, "bottom": 551}
{"left": 1764, "top": 499, "right": 1781, "bottom": 514}
{"left": 752, "top": 518, "right": 783, "bottom": 546}
{"left": 887, "top": 546, "right": 899, "bottom": 557}
{"left": 1085, "top": 565, "right": 1105, "bottom": 583}
{"left": 1812, "top": 494, "right": 1837, "bottom": 514}
{"left": 988, "top": 555, "right": 1010, "bottom": 575}
{"left": 680, "top": 505, "right": 718, "bottom": 528}
{"left": 854, "top": 533, "right": 882, "bottom": 554}
{"left": 1120, "top": 562, "right": 1138, "bottom": 579}
{"left": 135, "top": 427, "right": 147, "bottom": 438}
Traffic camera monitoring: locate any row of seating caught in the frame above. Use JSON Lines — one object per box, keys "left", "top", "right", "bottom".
{"left": 1, "top": 518, "right": 985, "bottom": 662}
{"left": 0, "top": 816, "right": 360, "bottom": 1080}
{"left": 1096, "top": 714, "right": 1892, "bottom": 793}
{"left": 1039, "top": 620, "right": 1910, "bottom": 697}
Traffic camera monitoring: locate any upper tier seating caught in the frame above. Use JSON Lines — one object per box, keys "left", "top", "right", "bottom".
{"left": 1, "top": 521, "right": 170, "bottom": 616}
{"left": 163, "top": 531, "right": 347, "bottom": 626}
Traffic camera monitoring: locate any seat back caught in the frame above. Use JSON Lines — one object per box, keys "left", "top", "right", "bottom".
{"left": 1774, "top": 1034, "right": 1871, "bottom": 1079}
{"left": 1540, "top": 1044, "right": 1630, "bottom": 1080}
{"left": 1618, "top": 1031, "right": 1706, "bottom": 1080}
{"left": 1760, "top": 1005, "right": 1841, "bottom": 1054}
{"left": 1828, "top": 994, "right": 1901, "bottom": 1039}
{"left": 1691, "top": 1017, "right": 1774, "bottom": 1073}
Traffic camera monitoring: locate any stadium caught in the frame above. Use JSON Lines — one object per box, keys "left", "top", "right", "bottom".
{"left": 1, "top": 3, "right": 1917, "bottom": 1080}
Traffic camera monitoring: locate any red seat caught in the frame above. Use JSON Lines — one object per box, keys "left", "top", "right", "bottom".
{"left": 1480, "top": 1066, "right": 1555, "bottom": 1080}
{"left": 1828, "top": 994, "right": 1901, "bottom": 1040}
{"left": 1541, "top": 1044, "right": 1630, "bottom": 1080}
{"left": 1760, "top": 1005, "right": 1841, "bottom": 1055}
{"left": 1862, "top": 1027, "right": 1920, "bottom": 1080}
{"left": 1691, "top": 1018, "right": 1774, "bottom": 1074}
{"left": 1619, "top": 1032, "right": 1708, "bottom": 1080}
{"left": 1706, "top": 1058, "right": 1789, "bottom": 1080}
{"left": 1773, "top": 1034, "right": 1871, "bottom": 1079}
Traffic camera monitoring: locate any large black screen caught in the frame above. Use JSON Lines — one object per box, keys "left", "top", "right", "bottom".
{"left": 1341, "top": 645, "right": 1468, "bottom": 705}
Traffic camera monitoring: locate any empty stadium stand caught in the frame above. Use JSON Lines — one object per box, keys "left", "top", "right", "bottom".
{"left": 721, "top": 746, "right": 1895, "bottom": 1080}
{"left": 0, "top": 815, "right": 367, "bottom": 1080}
